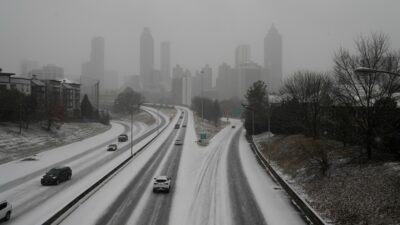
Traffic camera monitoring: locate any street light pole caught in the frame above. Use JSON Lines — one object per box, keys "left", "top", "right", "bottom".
{"left": 355, "top": 67, "right": 400, "bottom": 77}
{"left": 200, "top": 70, "right": 204, "bottom": 123}
{"left": 252, "top": 110, "right": 255, "bottom": 136}
{"left": 130, "top": 107, "right": 133, "bottom": 156}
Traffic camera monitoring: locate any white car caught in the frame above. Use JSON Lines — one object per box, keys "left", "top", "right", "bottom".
{"left": 174, "top": 139, "right": 183, "bottom": 145}
{"left": 153, "top": 176, "right": 171, "bottom": 193}
{"left": 0, "top": 201, "right": 12, "bottom": 222}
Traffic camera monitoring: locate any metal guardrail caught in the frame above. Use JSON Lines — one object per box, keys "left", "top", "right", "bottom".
{"left": 42, "top": 109, "right": 173, "bottom": 225}
{"left": 245, "top": 134, "right": 328, "bottom": 225}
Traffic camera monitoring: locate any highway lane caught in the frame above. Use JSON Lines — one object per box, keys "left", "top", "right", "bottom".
{"left": 227, "top": 127, "right": 267, "bottom": 225}
{"left": 1, "top": 107, "right": 168, "bottom": 224}
{"left": 133, "top": 110, "right": 187, "bottom": 225}
{"left": 94, "top": 109, "right": 188, "bottom": 225}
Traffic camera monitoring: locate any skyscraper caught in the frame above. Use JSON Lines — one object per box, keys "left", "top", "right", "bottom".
{"left": 140, "top": 27, "right": 155, "bottom": 89}
{"left": 264, "top": 24, "right": 282, "bottom": 92}
{"left": 160, "top": 41, "right": 171, "bottom": 80}
{"left": 90, "top": 36, "right": 105, "bottom": 86}
{"left": 81, "top": 36, "right": 105, "bottom": 108}
{"left": 235, "top": 45, "right": 251, "bottom": 68}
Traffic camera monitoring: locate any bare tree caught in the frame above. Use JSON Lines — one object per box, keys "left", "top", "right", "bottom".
{"left": 333, "top": 32, "right": 400, "bottom": 159}
{"left": 281, "top": 71, "right": 333, "bottom": 139}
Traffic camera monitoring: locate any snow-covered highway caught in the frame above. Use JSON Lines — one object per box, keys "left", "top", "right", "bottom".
{"left": 0, "top": 107, "right": 168, "bottom": 225}
{"left": 61, "top": 108, "right": 305, "bottom": 225}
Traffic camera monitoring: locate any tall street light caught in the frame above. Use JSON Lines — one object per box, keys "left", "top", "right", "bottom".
{"left": 130, "top": 107, "right": 134, "bottom": 156}
{"left": 355, "top": 67, "right": 400, "bottom": 77}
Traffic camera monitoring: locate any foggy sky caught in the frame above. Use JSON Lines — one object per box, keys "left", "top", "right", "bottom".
{"left": 1, "top": 0, "right": 399, "bottom": 81}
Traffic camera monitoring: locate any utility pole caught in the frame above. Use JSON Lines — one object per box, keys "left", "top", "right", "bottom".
{"left": 130, "top": 107, "right": 133, "bottom": 156}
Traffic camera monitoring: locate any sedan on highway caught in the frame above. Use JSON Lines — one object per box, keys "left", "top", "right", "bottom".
{"left": 174, "top": 139, "right": 183, "bottom": 145}
{"left": 118, "top": 134, "right": 128, "bottom": 142}
{"left": 153, "top": 176, "right": 171, "bottom": 193}
{"left": 41, "top": 167, "right": 72, "bottom": 185}
{"left": 107, "top": 144, "right": 118, "bottom": 151}
{"left": 0, "top": 201, "right": 12, "bottom": 222}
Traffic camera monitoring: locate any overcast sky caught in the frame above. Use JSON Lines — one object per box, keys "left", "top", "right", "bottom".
{"left": 1, "top": 0, "right": 399, "bottom": 81}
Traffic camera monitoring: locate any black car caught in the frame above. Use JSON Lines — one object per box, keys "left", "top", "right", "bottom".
{"left": 107, "top": 144, "right": 118, "bottom": 151}
{"left": 174, "top": 124, "right": 180, "bottom": 129}
{"left": 118, "top": 134, "right": 128, "bottom": 142}
{"left": 41, "top": 167, "right": 72, "bottom": 185}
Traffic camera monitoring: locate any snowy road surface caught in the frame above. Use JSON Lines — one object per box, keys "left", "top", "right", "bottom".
{"left": 0, "top": 107, "right": 168, "bottom": 225}
{"left": 62, "top": 110, "right": 305, "bottom": 225}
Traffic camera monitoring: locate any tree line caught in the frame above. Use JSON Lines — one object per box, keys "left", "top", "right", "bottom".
{"left": 244, "top": 32, "right": 400, "bottom": 160}
{"left": 191, "top": 96, "right": 222, "bottom": 126}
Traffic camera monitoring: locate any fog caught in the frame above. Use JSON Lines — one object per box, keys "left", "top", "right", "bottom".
{"left": 1, "top": 0, "right": 399, "bottom": 80}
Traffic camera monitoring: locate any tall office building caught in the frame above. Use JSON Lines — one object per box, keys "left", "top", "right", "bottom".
{"left": 140, "top": 27, "right": 155, "bottom": 89}
{"left": 90, "top": 36, "right": 105, "bottom": 86}
{"left": 235, "top": 45, "right": 251, "bottom": 68}
{"left": 264, "top": 25, "right": 282, "bottom": 92}
{"left": 160, "top": 41, "right": 171, "bottom": 91}
{"left": 201, "top": 64, "right": 213, "bottom": 90}
{"left": 20, "top": 60, "right": 39, "bottom": 77}
{"left": 216, "top": 63, "right": 238, "bottom": 100}
{"left": 238, "top": 61, "right": 262, "bottom": 97}
{"left": 160, "top": 41, "right": 171, "bottom": 80}
{"left": 81, "top": 36, "right": 105, "bottom": 108}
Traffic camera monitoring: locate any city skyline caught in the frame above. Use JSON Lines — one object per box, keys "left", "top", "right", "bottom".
{"left": 2, "top": 1, "right": 399, "bottom": 81}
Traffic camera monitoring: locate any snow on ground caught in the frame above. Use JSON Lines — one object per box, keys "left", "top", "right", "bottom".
{"left": 60, "top": 108, "right": 180, "bottom": 225}
{"left": 0, "top": 121, "right": 125, "bottom": 186}
{"left": 3, "top": 108, "right": 168, "bottom": 225}
{"left": 238, "top": 129, "right": 305, "bottom": 225}
{"left": 192, "top": 112, "right": 229, "bottom": 143}
{"left": 0, "top": 122, "right": 110, "bottom": 164}
{"left": 254, "top": 133, "right": 400, "bottom": 225}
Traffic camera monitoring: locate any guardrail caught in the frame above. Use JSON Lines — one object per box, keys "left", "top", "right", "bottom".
{"left": 245, "top": 134, "right": 328, "bottom": 225}
{"left": 42, "top": 109, "right": 173, "bottom": 225}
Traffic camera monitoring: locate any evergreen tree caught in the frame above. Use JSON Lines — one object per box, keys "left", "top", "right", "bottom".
{"left": 81, "top": 94, "right": 94, "bottom": 119}
{"left": 243, "top": 80, "right": 269, "bottom": 135}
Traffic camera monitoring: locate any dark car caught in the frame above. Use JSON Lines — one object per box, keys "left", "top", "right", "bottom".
{"left": 0, "top": 201, "right": 12, "bottom": 222}
{"left": 174, "top": 124, "right": 180, "bottom": 129}
{"left": 182, "top": 124, "right": 187, "bottom": 128}
{"left": 107, "top": 144, "right": 118, "bottom": 151}
{"left": 118, "top": 134, "right": 128, "bottom": 142}
{"left": 41, "top": 167, "right": 72, "bottom": 185}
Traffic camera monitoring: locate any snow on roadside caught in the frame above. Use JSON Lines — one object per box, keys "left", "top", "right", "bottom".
{"left": 0, "top": 122, "right": 110, "bottom": 164}
{"left": 238, "top": 129, "right": 305, "bottom": 225}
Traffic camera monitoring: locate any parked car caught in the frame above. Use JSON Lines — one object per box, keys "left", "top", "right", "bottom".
{"left": 0, "top": 201, "right": 12, "bottom": 222}
{"left": 153, "top": 176, "right": 171, "bottom": 193}
{"left": 174, "top": 139, "right": 183, "bottom": 145}
{"left": 174, "top": 124, "right": 180, "bottom": 129}
{"left": 118, "top": 134, "right": 128, "bottom": 142}
{"left": 107, "top": 144, "right": 118, "bottom": 151}
{"left": 41, "top": 167, "right": 72, "bottom": 185}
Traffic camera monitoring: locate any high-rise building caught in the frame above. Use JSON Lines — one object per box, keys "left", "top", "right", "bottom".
{"left": 235, "top": 45, "right": 251, "bottom": 68}
{"left": 90, "top": 36, "right": 105, "bottom": 86}
{"left": 264, "top": 24, "right": 282, "bottom": 92}
{"left": 201, "top": 64, "right": 213, "bottom": 90}
{"left": 171, "top": 65, "right": 191, "bottom": 105}
{"left": 42, "top": 64, "right": 64, "bottom": 80}
{"left": 216, "top": 63, "right": 239, "bottom": 100}
{"left": 160, "top": 41, "right": 171, "bottom": 80}
{"left": 238, "top": 61, "right": 262, "bottom": 97}
{"left": 20, "top": 60, "right": 39, "bottom": 77}
{"left": 140, "top": 27, "right": 155, "bottom": 89}
{"left": 81, "top": 36, "right": 105, "bottom": 108}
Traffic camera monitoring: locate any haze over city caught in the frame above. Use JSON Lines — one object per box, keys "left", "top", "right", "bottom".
{"left": 1, "top": 0, "right": 399, "bottom": 81}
